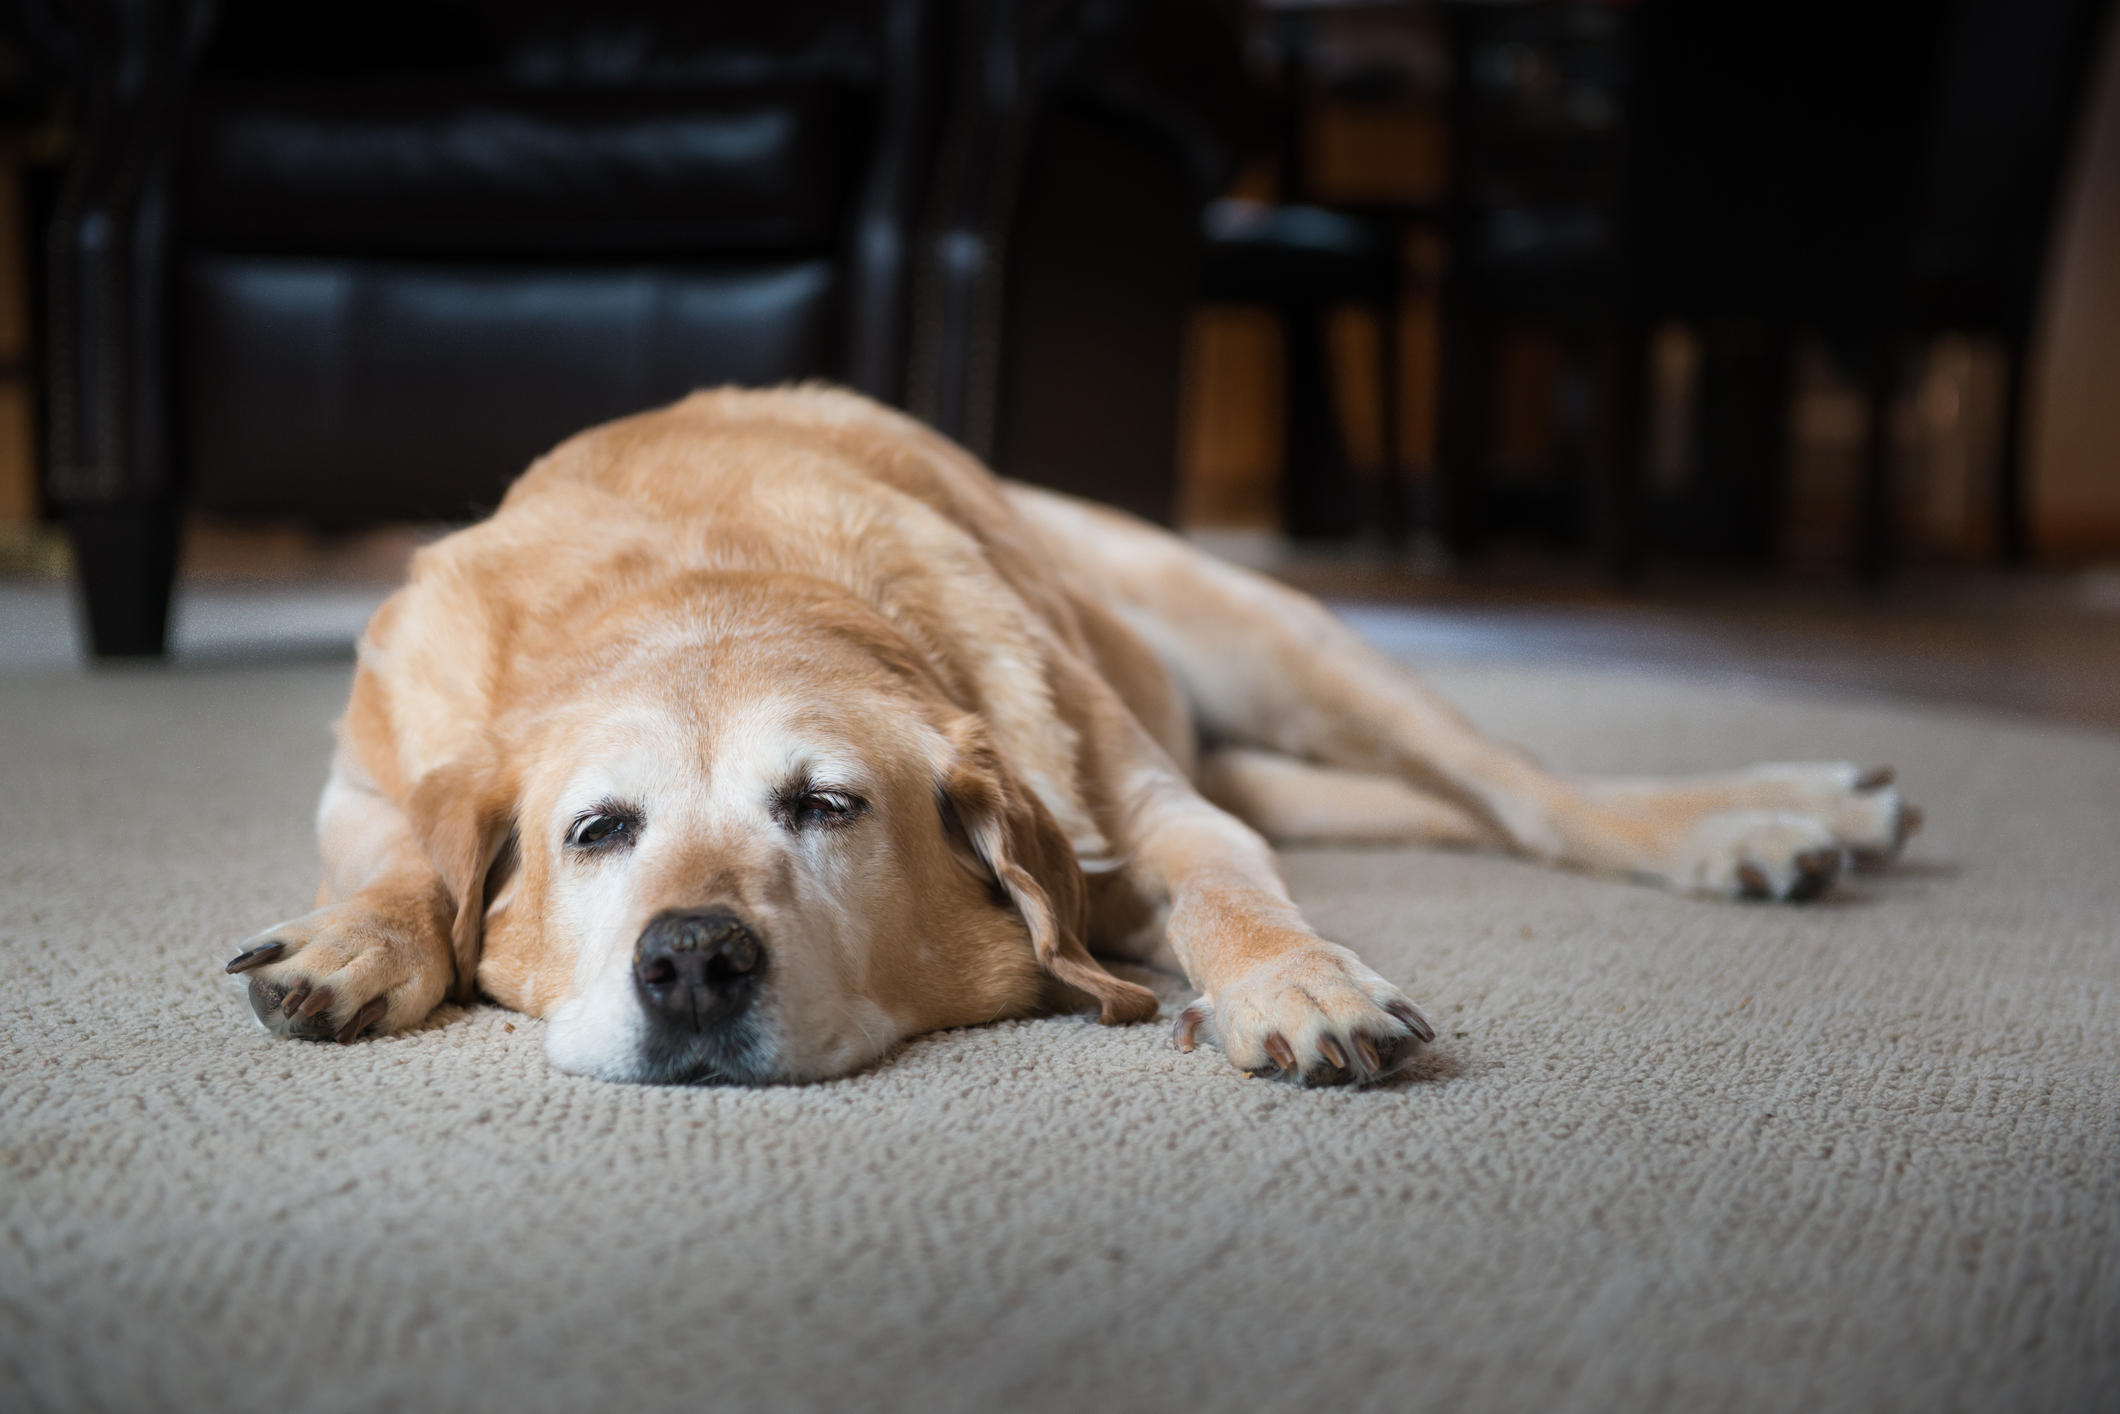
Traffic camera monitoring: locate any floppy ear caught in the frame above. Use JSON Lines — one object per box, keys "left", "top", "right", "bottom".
{"left": 405, "top": 760, "right": 515, "bottom": 1005}
{"left": 935, "top": 717, "right": 1159, "bottom": 1026}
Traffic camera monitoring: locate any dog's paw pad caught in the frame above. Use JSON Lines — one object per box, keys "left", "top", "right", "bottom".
{"left": 1679, "top": 811, "right": 1846, "bottom": 903}
{"left": 245, "top": 974, "right": 395, "bottom": 1044}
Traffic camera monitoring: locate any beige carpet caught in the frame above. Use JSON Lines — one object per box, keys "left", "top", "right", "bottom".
{"left": 2, "top": 647, "right": 2116, "bottom": 1413}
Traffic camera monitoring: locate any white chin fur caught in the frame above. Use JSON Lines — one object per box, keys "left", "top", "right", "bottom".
{"left": 537, "top": 925, "right": 902, "bottom": 1084}
{"left": 541, "top": 948, "right": 649, "bottom": 1081}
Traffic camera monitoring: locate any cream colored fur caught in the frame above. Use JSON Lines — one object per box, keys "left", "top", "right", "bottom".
{"left": 227, "top": 386, "right": 1917, "bottom": 1084}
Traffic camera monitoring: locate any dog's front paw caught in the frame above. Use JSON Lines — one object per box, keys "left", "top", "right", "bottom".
{"left": 1174, "top": 942, "right": 1434, "bottom": 1084}
{"left": 223, "top": 903, "right": 450, "bottom": 1044}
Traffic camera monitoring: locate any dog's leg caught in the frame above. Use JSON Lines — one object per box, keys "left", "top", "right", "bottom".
{"left": 1077, "top": 699, "right": 1436, "bottom": 1082}
{"left": 223, "top": 758, "right": 457, "bottom": 1043}
{"left": 1198, "top": 747, "right": 1499, "bottom": 847}
{"left": 1014, "top": 487, "right": 1913, "bottom": 900}
{"left": 1193, "top": 752, "right": 1909, "bottom": 877}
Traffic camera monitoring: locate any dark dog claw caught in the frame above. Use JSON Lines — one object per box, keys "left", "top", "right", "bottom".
{"left": 1786, "top": 847, "right": 1842, "bottom": 902}
{"left": 1262, "top": 1033, "right": 1296, "bottom": 1071}
{"left": 1386, "top": 999, "right": 1436, "bottom": 1044}
{"left": 279, "top": 979, "right": 311, "bottom": 1017}
{"left": 1317, "top": 1034, "right": 1351, "bottom": 1072}
{"left": 336, "top": 995, "right": 389, "bottom": 1045}
{"left": 225, "top": 941, "right": 285, "bottom": 974}
{"left": 1172, "top": 1002, "right": 1209, "bottom": 1053}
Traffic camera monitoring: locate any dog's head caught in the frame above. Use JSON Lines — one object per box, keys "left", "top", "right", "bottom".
{"left": 438, "top": 573, "right": 1155, "bottom": 1083}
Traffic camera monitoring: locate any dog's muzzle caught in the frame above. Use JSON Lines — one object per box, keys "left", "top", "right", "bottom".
{"left": 632, "top": 907, "right": 765, "bottom": 1035}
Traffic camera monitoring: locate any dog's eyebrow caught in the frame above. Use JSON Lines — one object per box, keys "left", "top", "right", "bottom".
{"left": 568, "top": 797, "right": 642, "bottom": 828}
{"left": 769, "top": 750, "right": 871, "bottom": 792}
{"left": 772, "top": 769, "right": 854, "bottom": 802}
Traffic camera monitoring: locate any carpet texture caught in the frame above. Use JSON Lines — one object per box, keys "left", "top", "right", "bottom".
{"left": 2, "top": 650, "right": 2116, "bottom": 1413}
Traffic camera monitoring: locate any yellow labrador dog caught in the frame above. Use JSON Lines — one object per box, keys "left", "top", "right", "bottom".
{"left": 225, "top": 386, "right": 1917, "bottom": 1084}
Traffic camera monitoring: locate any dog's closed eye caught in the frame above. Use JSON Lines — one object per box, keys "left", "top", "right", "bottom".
{"left": 775, "top": 785, "right": 867, "bottom": 832}
{"left": 567, "top": 804, "right": 641, "bottom": 851}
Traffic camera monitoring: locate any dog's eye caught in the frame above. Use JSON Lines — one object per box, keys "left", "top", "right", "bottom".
{"left": 782, "top": 789, "right": 865, "bottom": 831}
{"left": 568, "top": 810, "right": 637, "bottom": 850}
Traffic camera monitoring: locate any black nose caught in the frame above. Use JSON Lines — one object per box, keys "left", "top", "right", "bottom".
{"left": 633, "top": 908, "right": 765, "bottom": 1030}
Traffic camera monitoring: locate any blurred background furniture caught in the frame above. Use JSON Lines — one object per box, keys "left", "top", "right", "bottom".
{"left": 1193, "top": 5, "right": 1410, "bottom": 543}
{"left": 33, "top": 0, "right": 1255, "bottom": 655}
{"left": 9, "top": 0, "right": 2117, "bottom": 656}
{"left": 42, "top": 0, "right": 945, "bottom": 655}
{"left": 1187, "top": 0, "right": 2109, "bottom": 585}
{"left": 903, "top": 0, "right": 1257, "bottom": 523}
{"left": 1188, "top": 2, "right": 1445, "bottom": 545}
{"left": 1199, "top": 199, "right": 1398, "bottom": 540}
{"left": 1433, "top": 0, "right": 1633, "bottom": 566}
{"left": 1617, "top": 0, "right": 2111, "bottom": 583}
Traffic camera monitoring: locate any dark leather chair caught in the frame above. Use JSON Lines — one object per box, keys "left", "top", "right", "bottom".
{"left": 42, "top": 0, "right": 1256, "bottom": 657}
{"left": 45, "top": 0, "right": 941, "bottom": 655}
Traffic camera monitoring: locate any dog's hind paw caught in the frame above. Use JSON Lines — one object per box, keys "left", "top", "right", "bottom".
{"left": 1841, "top": 770, "right": 1923, "bottom": 871}
{"left": 1177, "top": 942, "right": 1434, "bottom": 1085}
{"left": 224, "top": 902, "right": 449, "bottom": 1044}
{"left": 1666, "top": 810, "right": 1847, "bottom": 902}
{"left": 1763, "top": 762, "right": 1920, "bottom": 870}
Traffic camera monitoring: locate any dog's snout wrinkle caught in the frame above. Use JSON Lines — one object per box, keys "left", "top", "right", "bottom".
{"left": 633, "top": 907, "right": 764, "bottom": 1032}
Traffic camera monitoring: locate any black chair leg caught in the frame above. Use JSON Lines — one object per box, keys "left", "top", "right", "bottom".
{"left": 1437, "top": 308, "right": 1492, "bottom": 561}
{"left": 1373, "top": 295, "right": 1407, "bottom": 547}
{"left": 1855, "top": 333, "right": 1897, "bottom": 588}
{"left": 1280, "top": 305, "right": 1363, "bottom": 540}
{"left": 67, "top": 499, "right": 182, "bottom": 658}
{"left": 1994, "top": 331, "right": 2031, "bottom": 567}
{"left": 1271, "top": 305, "right": 1356, "bottom": 542}
{"left": 1592, "top": 321, "right": 1648, "bottom": 584}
